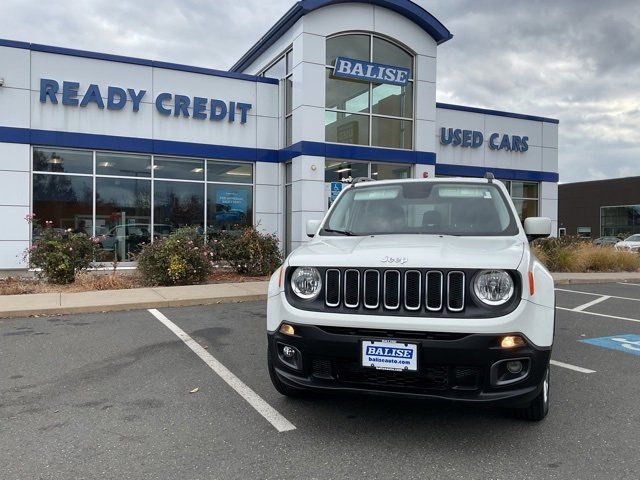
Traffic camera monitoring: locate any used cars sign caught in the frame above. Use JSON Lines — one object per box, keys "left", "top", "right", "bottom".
{"left": 332, "top": 57, "right": 410, "bottom": 86}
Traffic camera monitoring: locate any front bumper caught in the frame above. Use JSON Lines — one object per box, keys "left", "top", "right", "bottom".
{"left": 268, "top": 324, "right": 551, "bottom": 406}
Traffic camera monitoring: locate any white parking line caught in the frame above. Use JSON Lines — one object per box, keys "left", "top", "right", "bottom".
{"left": 617, "top": 282, "right": 640, "bottom": 287}
{"left": 550, "top": 360, "right": 596, "bottom": 374}
{"left": 555, "top": 288, "right": 640, "bottom": 303}
{"left": 573, "top": 295, "right": 611, "bottom": 312}
{"left": 556, "top": 306, "right": 640, "bottom": 324}
{"left": 148, "top": 308, "right": 296, "bottom": 433}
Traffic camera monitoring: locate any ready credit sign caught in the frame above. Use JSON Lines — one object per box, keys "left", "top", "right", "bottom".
{"left": 333, "top": 57, "right": 410, "bottom": 87}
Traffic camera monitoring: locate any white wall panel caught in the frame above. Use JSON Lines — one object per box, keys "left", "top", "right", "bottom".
{"left": 292, "top": 62, "right": 325, "bottom": 110}
{"left": 152, "top": 111, "right": 256, "bottom": 147}
{"left": 257, "top": 116, "right": 279, "bottom": 150}
{"left": 542, "top": 122, "right": 558, "bottom": 149}
{"left": 0, "top": 241, "right": 28, "bottom": 269}
{"left": 436, "top": 140, "right": 484, "bottom": 168}
{"left": 255, "top": 212, "right": 279, "bottom": 236}
{"left": 291, "top": 155, "right": 325, "bottom": 182}
{"left": 255, "top": 184, "right": 280, "bottom": 214}
{"left": 0, "top": 205, "right": 29, "bottom": 240}
{"left": 484, "top": 145, "right": 542, "bottom": 172}
{"left": 436, "top": 108, "right": 485, "bottom": 133}
{"left": 303, "top": 4, "right": 374, "bottom": 37}
{"left": 31, "top": 52, "right": 152, "bottom": 100}
{"left": 415, "top": 81, "right": 436, "bottom": 122}
{"left": 416, "top": 55, "right": 436, "bottom": 83}
{"left": 31, "top": 91, "right": 153, "bottom": 139}
{"left": 0, "top": 171, "right": 29, "bottom": 206}
{"left": 373, "top": 6, "right": 437, "bottom": 57}
{"left": 292, "top": 180, "right": 325, "bottom": 213}
{"left": 0, "top": 88, "right": 30, "bottom": 128}
{"left": 0, "top": 46, "right": 30, "bottom": 89}
{"left": 415, "top": 119, "right": 436, "bottom": 152}
{"left": 255, "top": 82, "right": 279, "bottom": 118}
{"left": 484, "top": 115, "right": 543, "bottom": 148}
{"left": 0, "top": 143, "right": 30, "bottom": 172}
{"left": 541, "top": 198, "right": 558, "bottom": 223}
{"left": 291, "top": 106, "right": 325, "bottom": 143}
{"left": 414, "top": 164, "right": 435, "bottom": 179}
{"left": 299, "top": 32, "right": 326, "bottom": 67}
{"left": 542, "top": 147, "right": 558, "bottom": 173}
{"left": 541, "top": 181, "right": 558, "bottom": 200}
{"left": 255, "top": 162, "right": 280, "bottom": 186}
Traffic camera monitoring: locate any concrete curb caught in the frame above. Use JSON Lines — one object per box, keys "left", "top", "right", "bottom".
{"left": 0, "top": 281, "right": 269, "bottom": 319}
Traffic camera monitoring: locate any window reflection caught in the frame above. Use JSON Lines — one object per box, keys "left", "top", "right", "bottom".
{"left": 153, "top": 181, "right": 205, "bottom": 236}
{"left": 96, "top": 152, "right": 151, "bottom": 177}
{"left": 33, "top": 174, "right": 93, "bottom": 235}
{"left": 95, "top": 178, "right": 151, "bottom": 261}
{"left": 33, "top": 148, "right": 93, "bottom": 174}
{"left": 154, "top": 157, "right": 205, "bottom": 181}
{"left": 325, "top": 111, "right": 369, "bottom": 146}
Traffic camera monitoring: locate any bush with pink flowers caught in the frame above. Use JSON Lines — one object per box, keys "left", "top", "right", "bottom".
{"left": 23, "top": 214, "right": 101, "bottom": 284}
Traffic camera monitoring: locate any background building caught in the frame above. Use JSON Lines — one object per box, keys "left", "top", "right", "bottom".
{"left": 558, "top": 177, "right": 640, "bottom": 238}
{"left": 0, "top": 0, "right": 559, "bottom": 270}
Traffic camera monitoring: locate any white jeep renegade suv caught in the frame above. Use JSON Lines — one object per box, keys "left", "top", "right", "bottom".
{"left": 267, "top": 176, "right": 554, "bottom": 421}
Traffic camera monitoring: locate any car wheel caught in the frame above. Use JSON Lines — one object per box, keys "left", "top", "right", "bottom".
{"left": 267, "top": 344, "right": 306, "bottom": 398}
{"left": 513, "top": 366, "right": 549, "bottom": 421}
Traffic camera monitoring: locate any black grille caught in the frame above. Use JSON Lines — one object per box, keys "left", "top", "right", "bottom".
{"left": 447, "top": 272, "right": 465, "bottom": 311}
{"left": 363, "top": 270, "right": 380, "bottom": 308}
{"left": 344, "top": 270, "right": 360, "bottom": 308}
{"left": 325, "top": 269, "right": 340, "bottom": 307}
{"left": 384, "top": 270, "right": 401, "bottom": 309}
{"left": 337, "top": 362, "right": 448, "bottom": 391}
{"left": 312, "top": 358, "right": 334, "bottom": 379}
{"left": 426, "top": 271, "right": 443, "bottom": 311}
{"left": 404, "top": 270, "right": 421, "bottom": 310}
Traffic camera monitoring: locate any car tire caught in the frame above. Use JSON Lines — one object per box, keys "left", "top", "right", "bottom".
{"left": 267, "top": 345, "right": 306, "bottom": 398}
{"left": 513, "top": 366, "right": 550, "bottom": 421}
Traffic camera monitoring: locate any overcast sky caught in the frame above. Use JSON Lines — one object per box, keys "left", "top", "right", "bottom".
{"left": 2, "top": 0, "right": 638, "bottom": 183}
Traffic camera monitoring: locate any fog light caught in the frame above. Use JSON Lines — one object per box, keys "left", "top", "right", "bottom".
{"left": 501, "top": 335, "right": 525, "bottom": 348}
{"left": 282, "top": 345, "right": 296, "bottom": 358}
{"left": 506, "top": 360, "right": 523, "bottom": 374}
{"left": 279, "top": 323, "right": 295, "bottom": 336}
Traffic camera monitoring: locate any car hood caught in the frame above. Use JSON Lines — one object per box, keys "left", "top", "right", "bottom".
{"left": 289, "top": 235, "right": 526, "bottom": 270}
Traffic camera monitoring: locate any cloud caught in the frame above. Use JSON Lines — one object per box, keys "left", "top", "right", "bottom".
{"left": 1, "top": 0, "right": 638, "bottom": 183}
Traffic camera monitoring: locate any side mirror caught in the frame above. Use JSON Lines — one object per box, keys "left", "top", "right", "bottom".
{"left": 524, "top": 217, "right": 552, "bottom": 242}
{"left": 306, "top": 219, "right": 322, "bottom": 238}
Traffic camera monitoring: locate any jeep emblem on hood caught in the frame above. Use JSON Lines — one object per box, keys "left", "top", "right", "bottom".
{"left": 381, "top": 256, "right": 408, "bottom": 264}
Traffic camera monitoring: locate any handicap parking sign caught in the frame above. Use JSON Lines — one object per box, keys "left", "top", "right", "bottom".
{"left": 580, "top": 334, "right": 640, "bottom": 356}
{"left": 328, "top": 182, "right": 343, "bottom": 207}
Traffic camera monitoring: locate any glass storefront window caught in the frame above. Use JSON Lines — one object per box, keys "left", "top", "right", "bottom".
{"left": 207, "top": 184, "right": 253, "bottom": 231}
{"left": 371, "top": 163, "right": 411, "bottom": 180}
{"left": 207, "top": 161, "right": 253, "bottom": 184}
{"left": 153, "top": 181, "right": 204, "bottom": 236}
{"left": 96, "top": 152, "right": 151, "bottom": 177}
{"left": 326, "top": 34, "right": 370, "bottom": 66}
{"left": 372, "top": 36, "right": 413, "bottom": 75}
{"left": 371, "top": 117, "right": 412, "bottom": 149}
{"left": 325, "top": 70, "right": 370, "bottom": 113}
{"left": 285, "top": 116, "right": 293, "bottom": 146}
{"left": 372, "top": 82, "right": 413, "bottom": 118}
{"left": 511, "top": 181, "right": 539, "bottom": 199}
{"left": 601, "top": 205, "right": 640, "bottom": 237}
{"left": 512, "top": 199, "right": 539, "bottom": 222}
{"left": 325, "top": 33, "right": 414, "bottom": 149}
{"left": 154, "top": 157, "right": 205, "bottom": 181}
{"left": 33, "top": 147, "right": 93, "bottom": 174}
{"left": 95, "top": 177, "right": 152, "bottom": 261}
{"left": 33, "top": 174, "right": 93, "bottom": 234}
{"left": 264, "top": 57, "right": 285, "bottom": 79}
{"left": 325, "top": 160, "right": 369, "bottom": 183}
{"left": 325, "top": 111, "right": 369, "bottom": 145}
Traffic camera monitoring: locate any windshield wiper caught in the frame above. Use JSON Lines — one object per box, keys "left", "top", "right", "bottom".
{"left": 323, "top": 228, "right": 356, "bottom": 236}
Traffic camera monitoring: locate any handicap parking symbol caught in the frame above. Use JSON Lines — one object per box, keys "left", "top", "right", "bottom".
{"left": 580, "top": 334, "right": 640, "bottom": 356}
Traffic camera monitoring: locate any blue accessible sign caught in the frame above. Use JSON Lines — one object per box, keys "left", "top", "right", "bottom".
{"left": 580, "top": 334, "right": 640, "bottom": 356}
{"left": 328, "top": 181, "right": 343, "bottom": 207}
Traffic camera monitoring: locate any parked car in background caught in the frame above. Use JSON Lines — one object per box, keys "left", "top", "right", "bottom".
{"left": 593, "top": 236, "right": 621, "bottom": 246}
{"left": 615, "top": 234, "right": 640, "bottom": 251}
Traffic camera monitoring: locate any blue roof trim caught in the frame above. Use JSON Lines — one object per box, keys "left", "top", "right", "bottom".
{"left": 0, "top": 38, "right": 278, "bottom": 85}
{"left": 0, "top": 127, "right": 558, "bottom": 182}
{"left": 230, "top": 0, "right": 452, "bottom": 72}
{"left": 436, "top": 163, "right": 559, "bottom": 183}
{"left": 0, "top": 126, "right": 279, "bottom": 162}
{"left": 436, "top": 103, "right": 559, "bottom": 124}
{"left": 280, "top": 141, "right": 436, "bottom": 164}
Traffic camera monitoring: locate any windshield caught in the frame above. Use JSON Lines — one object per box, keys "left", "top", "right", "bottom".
{"left": 625, "top": 235, "right": 640, "bottom": 242}
{"left": 322, "top": 182, "right": 519, "bottom": 236}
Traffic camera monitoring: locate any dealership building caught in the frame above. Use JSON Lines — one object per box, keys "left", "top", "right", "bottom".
{"left": 0, "top": 0, "right": 559, "bottom": 270}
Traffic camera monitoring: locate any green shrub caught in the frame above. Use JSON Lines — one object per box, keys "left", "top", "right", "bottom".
{"left": 24, "top": 215, "right": 99, "bottom": 284}
{"left": 136, "top": 227, "right": 212, "bottom": 286}
{"left": 216, "top": 226, "right": 282, "bottom": 276}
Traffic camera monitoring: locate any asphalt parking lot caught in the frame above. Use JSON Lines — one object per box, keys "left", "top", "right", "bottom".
{"left": 1, "top": 282, "right": 640, "bottom": 479}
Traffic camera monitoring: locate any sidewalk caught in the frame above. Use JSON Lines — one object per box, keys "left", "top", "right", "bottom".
{"left": 1, "top": 272, "right": 640, "bottom": 318}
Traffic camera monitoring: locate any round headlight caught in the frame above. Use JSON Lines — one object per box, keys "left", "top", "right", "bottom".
{"left": 290, "top": 267, "right": 322, "bottom": 300}
{"left": 473, "top": 270, "right": 514, "bottom": 306}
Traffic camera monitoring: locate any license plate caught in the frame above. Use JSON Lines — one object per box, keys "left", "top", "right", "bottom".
{"left": 361, "top": 340, "right": 418, "bottom": 371}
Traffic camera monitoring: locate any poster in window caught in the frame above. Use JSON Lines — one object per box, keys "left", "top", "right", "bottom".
{"left": 215, "top": 187, "right": 249, "bottom": 227}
